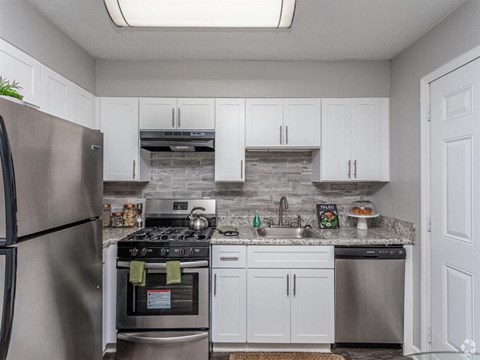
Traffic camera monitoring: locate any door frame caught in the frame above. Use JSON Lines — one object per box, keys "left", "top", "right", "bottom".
{"left": 420, "top": 44, "right": 480, "bottom": 352}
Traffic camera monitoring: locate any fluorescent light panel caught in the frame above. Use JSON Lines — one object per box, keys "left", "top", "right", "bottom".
{"left": 104, "top": 0, "right": 296, "bottom": 28}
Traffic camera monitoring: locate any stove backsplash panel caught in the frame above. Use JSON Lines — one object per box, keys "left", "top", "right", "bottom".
{"left": 104, "top": 152, "right": 382, "bottom": 227}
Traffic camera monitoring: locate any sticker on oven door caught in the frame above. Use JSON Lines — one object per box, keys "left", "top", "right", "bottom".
{"left": 147, "top": 290, "right": 171, "bottom": 309}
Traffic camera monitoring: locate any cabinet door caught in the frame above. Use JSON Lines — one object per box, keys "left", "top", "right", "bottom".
{"left": 100, "top": 97, "right": 139, "bottom": 181}
{"left": 139, "top": 98, "right": 177, "bottom": 130}
{"left": 283, "top": 99, "right": 321, "bottom": 148}
{"left": 291, "top": 269, "right": 334, "bottom": 344}
{"left": 321, "top": 99, "right": 352, "bottom": 181}
{"left": 0, "top": 39, "right": 41, "bottom": 107}
{"left": 245, "top": 99, "right": 283, "bottom": 148}
{"left": 247, "top": 269, "right": 290, "bottom": 343}
{"left": 351, "top": 98, "right": 389, "bottom": 181}
{"left": 215, "top": 99, "right": 245, "bottom": 182}
{"left": 212, "top": 269, "right": 247, "bottom": 343}
{"left": 40, "top": 65, "right": 69, "bottom": 119}
{"left": 177, "top": 98, "right": 215, "bottom": 130}
{"left": 68, "top": 83, "right": 94, "bottom": 128}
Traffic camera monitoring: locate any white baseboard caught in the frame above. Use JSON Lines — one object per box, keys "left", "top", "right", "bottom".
{"left": 213, "top": 343, "right": 331, "bottom": 353}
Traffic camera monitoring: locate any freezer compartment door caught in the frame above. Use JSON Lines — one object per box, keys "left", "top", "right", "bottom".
{"left": 7, "top": 219, "right": 102, "bottom": 360}
{"left": 0, "top": 98, "right": 103, "bottom": 239}
{"left": 0, "top": 248, "right": 16, "bottom": 360}
{"left": 117, "top": 331, "right": 209, "bottom": 360}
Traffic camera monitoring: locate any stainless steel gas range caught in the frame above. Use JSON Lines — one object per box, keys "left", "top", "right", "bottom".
{"left": 116, "top": 199, "right": 216, "bottom": 360}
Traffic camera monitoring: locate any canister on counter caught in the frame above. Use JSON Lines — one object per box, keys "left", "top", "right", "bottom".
{"left": 123, "top": 204, "right": 137, "bottom": 227}
{"left": 111, "top": 212, "right": 124, "bottom": 228}
{"left": 103, "top": 204, "right": 112, "bottom": 227}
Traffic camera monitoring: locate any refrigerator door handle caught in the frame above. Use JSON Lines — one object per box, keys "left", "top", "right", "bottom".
{"left": 0, "top": 248, "right": 17, "bottom": 360}
{"left": 0, "top": 115, "right": 18, "bottom": 247}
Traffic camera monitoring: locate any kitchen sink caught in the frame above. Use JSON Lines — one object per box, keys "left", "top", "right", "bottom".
{"left": 255, "top": 227, "right": 321, "bottom": 239}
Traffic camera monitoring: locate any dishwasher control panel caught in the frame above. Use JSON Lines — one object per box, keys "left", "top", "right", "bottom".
{"left": 335, "top": 246, "right": 406, "bottom": 259}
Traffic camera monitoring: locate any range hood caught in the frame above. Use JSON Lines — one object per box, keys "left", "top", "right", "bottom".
{"left": 140, "top": 130, "right": 215, "bottom": 152}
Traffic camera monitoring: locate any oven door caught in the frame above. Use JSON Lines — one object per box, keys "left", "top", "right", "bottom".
{"left": 117, "top": 261, "right": 209, "bottom": 330}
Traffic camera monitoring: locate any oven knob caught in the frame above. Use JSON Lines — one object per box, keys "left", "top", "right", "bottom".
{"left": 139, "top": 248, "right": 148, "bottom": 257}
{"left": 129, "top": 248, "right": 139, "bottom": 257}
{"left": 179, "top": 248, "right": 186, "bottom": 256}
{"left": 189, "top": 248, "right": 195, "bottom": 256}
{"left": 160, "top": 248, "right": 167, "bottom": 257}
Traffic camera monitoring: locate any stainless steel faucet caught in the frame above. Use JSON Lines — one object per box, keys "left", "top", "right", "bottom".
{"left": 278, "top": 196, "right": 289, "bottom": 226}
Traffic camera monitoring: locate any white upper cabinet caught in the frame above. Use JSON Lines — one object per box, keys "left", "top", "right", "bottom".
{"left": 40, "top": 65, "right": 69, "bottom": 119}
{"left": 68, "top": 83, "right": 95, "bottom": 128}
{"left": 0, "top": 39, "right": 41, "bottom": 107}
{"left": 139, "top": 98, "right": 177, "bottom": 129}
{"left": 314, "top": 98, "right": 389, "bottom": 182}
{"left": 215, "top": 98, "right": 245, "bottom": 182}
{"left": 283, "top": 99, "right": 321, "bottom": 148}
{"left": 246, "top": 98, "right": 283, "bottom": 147}
{"left": 246, "top": 98, "right": 321, "bottom": 149}
{"left": 139, "top": 98, "right": 215, "bottom": 130}
{"left": 177, "top": 98, "right": 215, "bottom": 130}
{"left": 100, "top": 97, "right": 150, "bottom": 182}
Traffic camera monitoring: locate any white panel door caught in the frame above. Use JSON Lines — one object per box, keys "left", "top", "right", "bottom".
{"left": 40, "top": 65, "right": 69, "bottom": 119}
{"left": 100, "top": 97, "right": 140, "bottom": 181}
{"left": 321, "top": 99, "right": 352, "bottom": 181}
{"left": 68, "top": 83, "right": 94, "bottom": 128}
{"left": 245, "top": 99, "right": 284, "bottom": 147}
{"left": 215, "top": 99, "right": 245, "bottom": 182}
{"left": 139, "top": 98, "right": 177, "bottom": 129}
{"left": 0, "top": 39, "right": 41, "bottom": 107}
{"left": 430, "top": 58, "right": 480, "bottom": 352}
{"left": 177, "top": 98, "right": 215, "bottom": 130}
{"left": 283, "top": 99, "right": 321, "bottom": 148}
{"left": 247, "top": 269, "right": 290, "bottom": 343}
{"left": 291, "top": 269, "right": 334, "bottom": 344}
{"left": 351, "top": 98, "right": 383, "bottom": 181}
{"left": 212, "top": 269, "right": 247, "bottom": 343}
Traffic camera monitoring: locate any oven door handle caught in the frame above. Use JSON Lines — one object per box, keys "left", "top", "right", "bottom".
{"left": 118, "top": 332, "right": 208, "bottom": 344}
{"left": 117, "top": 261, "right": 208, "bottom": 269}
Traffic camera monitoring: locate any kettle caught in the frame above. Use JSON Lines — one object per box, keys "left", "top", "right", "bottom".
{"left": 188, "top": 207, "right": 209, "bottom": 231}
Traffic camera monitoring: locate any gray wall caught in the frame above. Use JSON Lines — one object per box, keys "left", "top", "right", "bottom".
{"left": 0, "top": 0, "right": 96, "bottom": 93}
{"left": 373, "top": 0, "right": 480, "bottom": 349}
{"left": 96, "top": 59, "right": 390, "bottom": 98}
{"left": 104, "top": 152, "right": 374, "bottom": 226}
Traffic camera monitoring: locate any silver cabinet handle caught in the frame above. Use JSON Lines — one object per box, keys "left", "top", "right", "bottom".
{"left": 280, "top": 126, "right": 283, "bottom": 145}
{"left": 286, "top": 274, "right": 290, "bottom": 296}
{"left": 347, "top": 160, "right": 351, "bottom": 179}
{"left": 286, "top": 125, "right": 289, "bottom": 145}
{"left": 214, "top": 273, "right": 217, "bottom": 296}
{"left": 171, "top": 108, "right": 175, "bottom": 128}
{"left": 133, "top": 160, "right": 136, "bottom": 180}
{"left": 178, "top": 108, "right": 181, "bottom": 128}
{"left": 219, "top": 256, "right": 239, "bottom": 261}
{"left": 118, "top": 332, "right": 208, "bottom": 344}
{"left": 240, "top": 160, "right": 243, "bottom": 180}
{"left": 117, "top": 261, "right": 208, "bottom": 269}
{"left": 354, "top": 160, "right": 357, "bottom": 178}
{"left": 293, "top": 274, "right": 296, "bottom": 296}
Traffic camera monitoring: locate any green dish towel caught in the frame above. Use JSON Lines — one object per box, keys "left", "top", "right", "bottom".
{"left": 129, "top": 260, "right": 146, "bottom": 287}
{"left": 166, "top": 261, "right": 181, "bottom": 285}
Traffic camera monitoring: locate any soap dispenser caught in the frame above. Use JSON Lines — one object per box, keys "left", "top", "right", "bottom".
{"left": 253, "top": 213, "right": 262, "bottom": 228}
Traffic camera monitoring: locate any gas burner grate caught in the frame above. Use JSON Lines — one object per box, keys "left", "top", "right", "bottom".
{"left": 126, "top": 227, "right": 214, "bottom": 242}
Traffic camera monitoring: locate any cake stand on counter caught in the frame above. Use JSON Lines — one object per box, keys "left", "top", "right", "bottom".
{"left": 348, "top": 196, "right": 379, "bottom": 230}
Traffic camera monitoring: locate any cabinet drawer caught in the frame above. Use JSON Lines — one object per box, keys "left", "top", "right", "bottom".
{"left": 247, "top": 246, "right": 334, "bottom": 269}
{"left": 212, "top": 246, "right": 247, "bottom": 268}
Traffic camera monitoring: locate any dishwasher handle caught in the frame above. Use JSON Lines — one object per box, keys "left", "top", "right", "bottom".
{"left": 335, "top": 246, "right": 406, "bottom": 260}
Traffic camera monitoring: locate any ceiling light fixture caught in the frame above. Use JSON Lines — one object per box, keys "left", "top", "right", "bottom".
{"left": 104, "top": 0, "right": 296, "bottom": 28}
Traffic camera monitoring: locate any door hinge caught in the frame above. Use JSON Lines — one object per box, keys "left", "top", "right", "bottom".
{"left": 428, "top": 327, "right": 432, "bottom": 344}
{"left": 427, "top": 216, "right": 432, "bottom": 232}
{"left": 427, "top": 106, "right": 432, "bottom": 122}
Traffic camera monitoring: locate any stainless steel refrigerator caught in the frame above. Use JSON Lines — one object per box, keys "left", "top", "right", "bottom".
{"left": 0, "top": 98, "right": 103, "bottom": 359}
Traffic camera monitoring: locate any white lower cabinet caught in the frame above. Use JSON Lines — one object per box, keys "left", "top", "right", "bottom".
{"left": 212, "top": 269, "right": 247, "bottom": 343}
{"left": 211, "top": 245, "right": 335, "bottom": 347}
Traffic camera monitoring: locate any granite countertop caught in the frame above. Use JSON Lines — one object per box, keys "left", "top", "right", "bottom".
{"left": 103, "top": 227, "right": 138, "bottom": 248}
{"left": 210, "top": 226, "right": 414, "bottom": 246}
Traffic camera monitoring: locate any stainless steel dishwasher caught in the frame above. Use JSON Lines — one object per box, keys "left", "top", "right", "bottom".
{"left": 335, "top": 246, "right": 406, "bottom": 345}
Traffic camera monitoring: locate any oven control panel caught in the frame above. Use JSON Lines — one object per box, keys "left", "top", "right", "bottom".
{"left": 118, "top": 245, "right": 209, "bottom": 260}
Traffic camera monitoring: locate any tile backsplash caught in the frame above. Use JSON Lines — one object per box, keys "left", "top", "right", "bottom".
{"left": 104, "top": 152, "right": 375, "bottom": 226}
